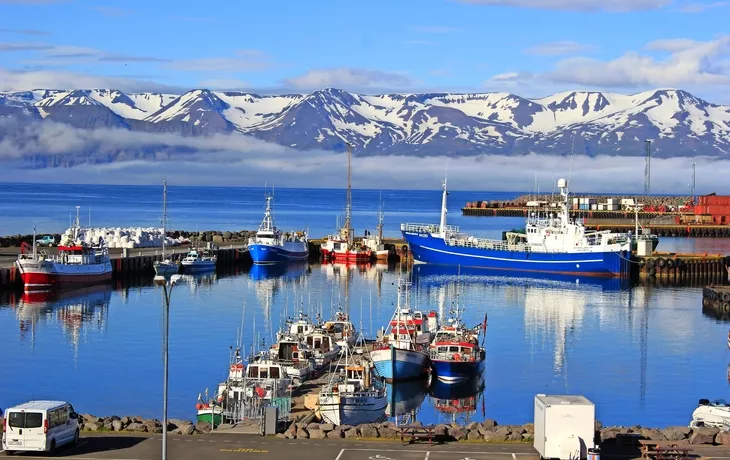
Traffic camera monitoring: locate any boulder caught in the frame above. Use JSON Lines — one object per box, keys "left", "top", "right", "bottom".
{"left": 359, "top": 424, "right": 379, "bottom": 438}
{"left": 126, "top": 422, "right": 148, "bottom": 433}
{"left": 284, "top": 423, "right": 297, "bottom": 439}
{"left": 523, "top": 423, "right": 534, "bottom": 435}
{"left": 111, "top": 420, "right": 123, "bottom": 432}
{"left": 174, "top": 423, "right": 195, "bottom": 435}
{"left": 143, "top": 421, "right": 162, "bottom": 434}
{"left": 297, "top": 428, "right": 310, "bottom": 439}
{"left": 307, "top": 423, "right": 321, "bottom": 431}
{"left": 195, "top": 421, "right": 212, "bottom": 434}
{"left": 483, "top": 419, "right": 498, "bottom": 429}
{"left": 223, "top": 231, "right": 232, "bottom": 240}
{"left": 508, "top": 425, "right": 526, "bottom": 435}
{"left": 449, "top": 427, "right": 469, "bottom": 441}
{"left": 466, "top": 422, "right": 481, "bottom": 432}
{"left": 508, "top": 431, "right": 524, "bottom": 442}
{"left": 690, "top": 427, "right": 718, "bottom": 445}
{"left": 467, "top": 430, "right": 483, "bottom": 441}
{"left": 434, "top": 424, "right": 449, "bottom": 437}
{"left": 484, "top": 426, "right": 511, "bottom": 442}
{"left": 344, "top": 427, "right": 361, "bottom": 439}
{"left": 716, "top": 430, "right": 730, "bottom": 445}
{"left": 599, "top": 428, "right": 621, "bottom": 443}
{"left": 320, "top": 423, "right": 335, "bottom": 433}
{"left": 639, "top": 428, "right": 666, "bottom": 441}
{"left": 327, "top": 428, "right": 343, "bottom": 439}
{"left": 379, "top": 427, "right": 398, "bottom": 439}
{"left": 309, "top": 429, "right": 327, "bottom": 439}
{"left": 85, "top": 422, "right": 100, "bottom": 432}
{"left": 338, "top": 424, "right": 353, "bottom": 432}
{"left": 661, "top": 426, "right": 691, "bottom": 442}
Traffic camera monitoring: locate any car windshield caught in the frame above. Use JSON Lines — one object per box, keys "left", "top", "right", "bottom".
{"left": 8, "top": 411, "right": 43, "bottom": 428}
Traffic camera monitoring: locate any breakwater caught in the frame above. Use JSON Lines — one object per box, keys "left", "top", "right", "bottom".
{"left": 8, "top": 413, "right": 728, "bottom": 446}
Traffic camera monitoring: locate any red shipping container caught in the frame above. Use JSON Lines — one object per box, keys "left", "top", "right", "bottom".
{"left": 705, "top": 196, "right": 730, "bottom": 206}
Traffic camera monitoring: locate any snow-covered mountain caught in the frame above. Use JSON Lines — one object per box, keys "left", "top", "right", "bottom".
{"left": 1, "top": 87, "right": 729, "bottom": 158}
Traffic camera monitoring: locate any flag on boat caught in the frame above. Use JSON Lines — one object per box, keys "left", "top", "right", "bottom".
{"left": 482, "top": 313, "right": 488, "bottom": 332}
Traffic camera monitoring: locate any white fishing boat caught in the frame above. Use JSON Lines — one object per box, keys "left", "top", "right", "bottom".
{"left": 363, "top": 203, "right": 392, "bottom": 261}
{"left": 318, "top": 341, "right": 387, "bottom": 426}
{"left": 690, "top": 399, "right": 730, "bottom": 429}
{"left": 154, "top": 180, "right": 179, "bottom": 276}
{"left": 181, "top": 248, "right": 216, "bottom": 271}
{"left": 304, "top": 330, "right": 341, "bottom": 368}
{"left": 321, "top": 307, "right": 358, "bottom": 350}
{"left": 267, "top": 335, "right": 315, "bottom": 385}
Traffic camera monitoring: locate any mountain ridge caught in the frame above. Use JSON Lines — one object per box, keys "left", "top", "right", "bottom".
{"left": 1, "top": 87, "right": 729, "bottom": 160}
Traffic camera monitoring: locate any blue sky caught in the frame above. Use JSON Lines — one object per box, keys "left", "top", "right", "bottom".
{"left": 1, "top": 0, "right": 729, "bottom": 101}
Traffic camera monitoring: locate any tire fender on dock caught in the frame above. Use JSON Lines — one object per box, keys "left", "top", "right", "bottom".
{"left": 666, "top": 258, "right": 675, "bottom": 269}
{"left": 638, "top": 258, "right": 646, "bottom": 268}
{"left": 723, "top": 292, "right": 730, "bottom": 303}
{"left": 647, "top": 266, "right": 657, "bottom": 277}
{"left": 656, "top": 257, "right": 666, "bottom": 269}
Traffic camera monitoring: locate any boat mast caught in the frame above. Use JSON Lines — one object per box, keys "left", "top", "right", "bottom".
{"left": 377, "top": 197, "right": 384, "bottom": 243}
{"left": 343, "top": 142, "right": 353, "bottom": 243}
{"left": 73, "top": 206, "right": 81, "bottom": 241}
{"left": 439, "top": 175, "right": 448, "bottom": 237}
{"left": 162, "top": 180, "right": 167, "bottom": 260}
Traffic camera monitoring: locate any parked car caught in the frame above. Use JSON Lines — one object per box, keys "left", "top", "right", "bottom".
{"left": 35, "top": 235, "right": 56, "bottom": 247}
{"left": 2, "top": 400, "right": 79, "bottom": 455}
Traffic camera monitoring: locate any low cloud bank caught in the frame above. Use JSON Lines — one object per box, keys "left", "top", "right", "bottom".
{"left": 2, "top": 151, "right": 724, "bottom": 194}
{"left": 0, "top": 119, "right": 723, "bottom": 193}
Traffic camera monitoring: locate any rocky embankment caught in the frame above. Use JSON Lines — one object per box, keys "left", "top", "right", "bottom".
{"left": 9, "top": 414, "right": 721, "bottom": 445}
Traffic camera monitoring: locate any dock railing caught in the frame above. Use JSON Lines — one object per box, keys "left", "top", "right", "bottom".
{"left": 401, "top": 223, "right": 460, "bottom": 234}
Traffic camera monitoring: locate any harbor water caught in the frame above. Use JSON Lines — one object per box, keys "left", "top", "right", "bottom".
{"left": 1, "top": 183, "right": 730, "bottom": 428}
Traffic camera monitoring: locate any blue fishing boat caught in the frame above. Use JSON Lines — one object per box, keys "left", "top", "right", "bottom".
{"left": 429, "top": 310, "right": 486, "bottom": 384}
{"left": 248, "top": 193, "right": 309, "bottom": 264}
{"left": 400, "top": 178, "right": 632, "bottom": 278}
{"left": 370, "top": 280, "right": 433, "bottom": 381}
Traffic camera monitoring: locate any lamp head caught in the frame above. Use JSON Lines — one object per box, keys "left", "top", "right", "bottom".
{"left": 153, "top": 275, "right": 167, "bottom": 287}
{"left": 170, "top": 274, "right": 183, "bottom": 285}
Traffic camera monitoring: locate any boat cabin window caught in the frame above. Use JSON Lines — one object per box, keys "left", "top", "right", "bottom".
{"left": 270, "top": 367, "right": 280, "bottom": 379}
{"left": 449, "top": 346, "right": 459, "bottom": 352}
{"left": 297, "top": 325, "right": 304, "bottom": 334}
{"left": 306, "top": 337, "right": 313, "bottom": 346}
{"left": 259, "top": 367, "right": 268, "bottom": 378}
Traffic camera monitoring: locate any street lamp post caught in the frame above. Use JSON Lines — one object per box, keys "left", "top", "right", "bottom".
{"left": 154, "top": 274, "right": 182, "bottom": 460}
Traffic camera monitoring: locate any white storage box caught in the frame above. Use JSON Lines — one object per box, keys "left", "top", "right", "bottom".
{"left": 534, "top": 394, "right": 595, "bottom": 460}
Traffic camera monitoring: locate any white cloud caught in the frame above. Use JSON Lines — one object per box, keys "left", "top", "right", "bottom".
{"left": 0, "top": 28, "right": 50, "bottom": 36}
{"left": 0, "top": 42, "right": 53, "bottom": 52}
{"left": 281, "top": 67, "right": 413, "bottom": 91}
{"left": 0, "top": 0, "right": 67, "bottom": 3}
{"left": 454, "top": 0, "right": 669, "bottom": 11}
{"left": 677, "top": 1, "right": 730, "bottom": 12}
{"left": 166, "top": 50, "right": 272, "bottom": 72}
{"left": 643, "top": 38, "right": 700, "bottom": 52}
{"left": 198, "top": 78, "right": 250, "bottom": 90}
{"left": 524, "top": 41, "right": 597, "bottom": 56}
{"left": 0, "top": 67, "right": 184, "bottom": 92}
{"left": 487, "top": 36, "right": 730, "bottom": 95}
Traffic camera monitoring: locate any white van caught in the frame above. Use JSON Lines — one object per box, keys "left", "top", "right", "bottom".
{"left": 2, "top": 400, "right": 79, "bottom": 455}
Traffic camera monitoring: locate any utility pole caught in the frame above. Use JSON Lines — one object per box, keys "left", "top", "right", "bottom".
{"left": 644, "top": 140, "right": 652, "bottom": 196}
{"left": 691, "top": 162, "right": 696, "bottom": 204}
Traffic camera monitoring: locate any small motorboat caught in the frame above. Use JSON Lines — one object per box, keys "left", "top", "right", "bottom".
{"left": 689, "top": 399, "right": 730, "bottom": 429}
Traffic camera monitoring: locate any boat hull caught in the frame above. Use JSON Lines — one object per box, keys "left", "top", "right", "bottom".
{"left": 154, "top": 262, "right": 179, "bottom": 276}
{"left": 17, "top": 260, "right": 113, "bottom": 290}
{"left": 401, "top": 231, "right": 630, "bottom": 278}
{"left": 319, "top": 393, "right": 388, "bottom": 426}
{"left": 181, "top": 261, "right": 216, "bottom": 271}
{"left": 431, "top": 357, "right": 485, "bottom": 384}
{"left": 249, "top": 243, "right": 308, "bottom": 264}
{"left": 371, "top": 347, "right": 429, "bottom": 381}
{"left": 321, "top": 248, "right": 372, "bottom": 262}
{"left": 196, "top": 408, "right": 223, "bottom": 426}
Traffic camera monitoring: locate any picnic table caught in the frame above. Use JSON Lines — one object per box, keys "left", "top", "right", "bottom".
{"left": 397, "top": 424, "right": 439, "bottom": 445}
{"left": 639, "top": 439, "right": 693, "bottom": 460}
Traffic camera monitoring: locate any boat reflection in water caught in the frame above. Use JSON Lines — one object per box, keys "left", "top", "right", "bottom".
{"left": 248, "top": 262, "right": 309, "bottom": 281}
{"left": 11, "top": 283, "right": 112, "bottom": 349}
{"left": 428, "top": 375, "right": 486, "bottom": 426}
{"left": 386, "top": 378, "right": 429, "bottom": 424}
{"left": 411, "top": 263, "right": 630, "bottom": 292}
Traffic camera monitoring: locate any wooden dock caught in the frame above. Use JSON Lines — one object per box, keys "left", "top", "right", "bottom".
{"left": 702, "top": 285, "right": 730, "bottom": 320}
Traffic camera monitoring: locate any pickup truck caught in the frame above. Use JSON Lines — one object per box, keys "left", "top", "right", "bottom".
{"left": 35, "top": 235, "right": 56, "bottom": 246}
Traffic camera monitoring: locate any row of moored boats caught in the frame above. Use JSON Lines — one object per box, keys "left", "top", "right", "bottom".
{"left": 195, "top": 279, "right": 486, "bottom": 427}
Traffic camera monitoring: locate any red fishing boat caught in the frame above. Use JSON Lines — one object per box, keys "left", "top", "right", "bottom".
{"left": 15, "top": 209, "right": 112, "bottom": 290}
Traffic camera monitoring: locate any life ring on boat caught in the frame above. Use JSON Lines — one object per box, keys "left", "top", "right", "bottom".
{"left": 196, "top": 403, "right": 203, "bottom": 410}
{"left": 453, "top": 353, "right": 461, "bottom": 361}
{"left": 255, "top": 387, "right": 266, "bottom": 398}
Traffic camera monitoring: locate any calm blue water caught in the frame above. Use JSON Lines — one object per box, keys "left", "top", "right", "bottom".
{"left": 1, "top": 183, "right": 730, "bottom": 428}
